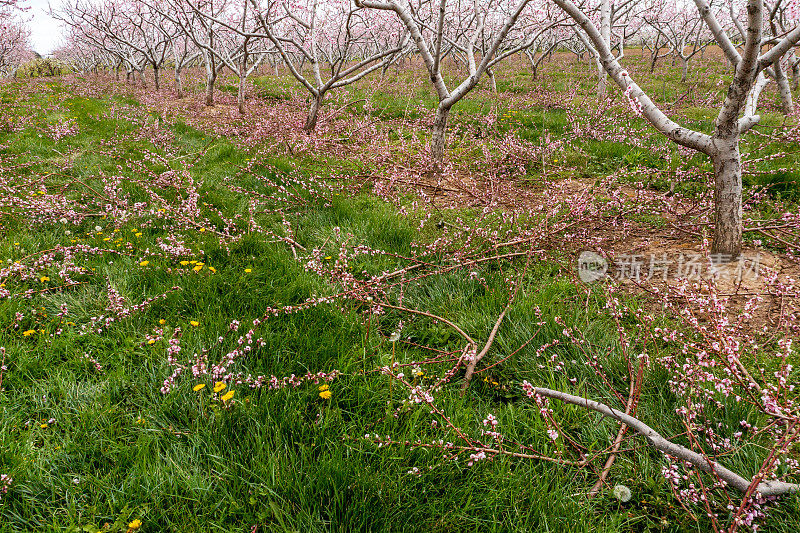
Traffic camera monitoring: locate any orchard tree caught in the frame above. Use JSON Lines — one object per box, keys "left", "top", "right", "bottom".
{"left": 161, "top": 14, "right": 200, "bottom": 98}
{"left": 169, "top": 0, "right": 271, "bottom": 113}
{"left": 572, "top": 0, "right": 645, "bottom": 98}
{"left": 643, "top": 0, "right": 713, "bottom": 83}
{"left": 355, "top": 0, "right": 547, "bottom": 165}
{"left": 54, "top": 1, "right": 154, "bottom": 85}
{"left": 51, "top": 35, "right": 109, "bottom": 73}
{"left": 156, "top": 0, "right": 230, "bottom": 106}
{"left": 490, "top": 4, "right": 569, "bottom": 83}
{"left": 1, "top": 0, "right": 30, "bottom": 77}
{"left": 0, "top": 17, "right": 30, "bottom": 77}
{"left": 548, "top": 0, "right": 800, "bottom": 261}
{"left": 0, "top": 0, "right": 25, "bottom": 18}
{"left": 238, "top": 0, "right": 410, "bottom": 131}
{"left": 749, "top": 0, "right": 797, "bottom": 114}
{"left": 109, "top": 0, "right": 174, "bottom": 90}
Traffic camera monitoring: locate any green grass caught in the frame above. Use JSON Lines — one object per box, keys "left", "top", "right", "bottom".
{"left": 0, "top": 60, "right": 798, "bottom": 533}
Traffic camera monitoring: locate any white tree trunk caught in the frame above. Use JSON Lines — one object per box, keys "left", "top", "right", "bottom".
{"left": 175, "top": 68, "right": 184, "bottom": 99}
{"left": 237, "top": 75, "right": 246, "bottom": 115}
{"left": 205, "top": 69, "right": 216, "bottom": 106}
{"left": 304, "top": 92, "right": 325, "bottom": 132}
{"left": 597, "top": 0, "right": 611, "bottom": 99}
{"left": 773, "top": 58, "right": 794, "bottom": 114}
{"left": 596, "top": 56, "right": 607, "bottom": 99}
{"left": 430, "top": 104, "right": 451, "bottom": 165}
{"left": 710, "top": 137, "right": 743, "bottom": 258}
{"left": 487, "top": 68, "right": 498, "bottom": 93}
{"left": 745, "top": 72, "right": 770, "bottom": 117}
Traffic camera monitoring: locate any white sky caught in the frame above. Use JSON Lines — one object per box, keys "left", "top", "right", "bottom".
{"left": 23, "top": 0, "right": 65, "bottom": 55}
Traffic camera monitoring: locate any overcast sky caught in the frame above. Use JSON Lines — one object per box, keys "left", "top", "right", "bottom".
{"left": 25, "top": 0, "right": 65, "bottom": 55}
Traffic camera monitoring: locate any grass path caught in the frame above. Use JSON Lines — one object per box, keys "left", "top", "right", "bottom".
{"left": 0, "top": 77, "right": 797, "bottom": 532}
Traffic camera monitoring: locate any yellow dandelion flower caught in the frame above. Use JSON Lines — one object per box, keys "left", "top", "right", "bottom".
{"left": 103, "top": 237, "right": 111, "bottom": 242}
{"left": 190, "top": 320, "right": 199, "bottom": 327}
{"left": 318, "top": 384, "right": 329, "bottom": 391}
{"left": 324, "top": 256, "right": 332, "bottom": 260}
{"left": 199, "top": 228, "right": 206, "bottom": 233}
{"left": 213, "top": 381, "right": 226, "bottom": 393}
{"left": 190, "top": 261, "right": 198, "bottom": 264}
{"left": 159, "top": 319, "right": 166, "bottom": 325}
{"left": 193, "top": 383, "right": 206, "bottom": 391}
{"left": 40, "top": 423, "right": 48, "bottom": 429}
{"left": 180, "top": 261, "right": 190, "bottom": 266}
{"left": 319, "top": 390, "right": 332, "bottom": 400}
{"left": 139, "top": 260, "right": 150, "bottom": 267}
{"left": 128, "top": 519, "right": 142, "bottom": 530}
{"left": 23, "top": 329, "right": 36, "bottom": 336}
{"left": 208, "top": 267, "right": 216, "bottom": 273}
{"left": 40, "top": 276, "right": 50, "bottom": 282}
{"left": 193, "top": 265, "right": 203, "bottom": 272}
{"left": 147, "top": 339, "right": 155, "bottom": 345}
{"left": 221, "top": 390, "right": 234, "bottom": 402}
{"left": 135, "top": 233, "right": 142, "bottom": 237}
{"left": 244, "top": 268, "right": 252, "bottom": 273}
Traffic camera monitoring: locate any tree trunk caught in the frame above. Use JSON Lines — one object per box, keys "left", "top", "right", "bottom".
{"left": 175, "top": 68, "right": 184, "bottom": 99}
{"left": 153, "top": 64, "right": 160, "bottom": 91}
{"left": 487, "top": 68, "right": 498, "bottom": 93}
{"left": 680, "top": 57, "right": 689, "bottom": 83}
{"left": 774, "top": 58, "right": 794, "bottom": 114}
{"left": 597, "top": 0, "right": 610, "bottom": 99}
{"left": 430, "top": 104, "right": 451, "bottom": 165}
{"left": 710, "top": 138, "right": 743, "bottom": 259}
{"left": 205, "top": 71, "right": 216, "bottom": 106}
{"left": 525, "top": 50, "right": 538, "bottom": 80}
{"left": 237, "top": 75, "right": 246, "bottom": 115}
{"left": 304, "top": 92, "right": 324, "bottom": 132}
{"left": 649, "top": 50, "right": 659, "bottom": 73}
{"left": 791, "top": 53, "right": 799, "bottom": 91}
{"left": 596, "top": 57, "right": 607, "bottom": 99}
{"left": 745, "top": 72, "right": 770, "bottom": 117}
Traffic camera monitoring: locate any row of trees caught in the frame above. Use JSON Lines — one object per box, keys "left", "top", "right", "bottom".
{"left": 0, "top": 0, "right": 33, "bottom": 76}
{"left": 38, "top": 0, "right": 800, "bottom": 257}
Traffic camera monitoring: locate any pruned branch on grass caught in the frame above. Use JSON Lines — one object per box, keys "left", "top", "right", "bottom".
{"left": 529, "top": 385, "right": 800, "bottom": 497}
